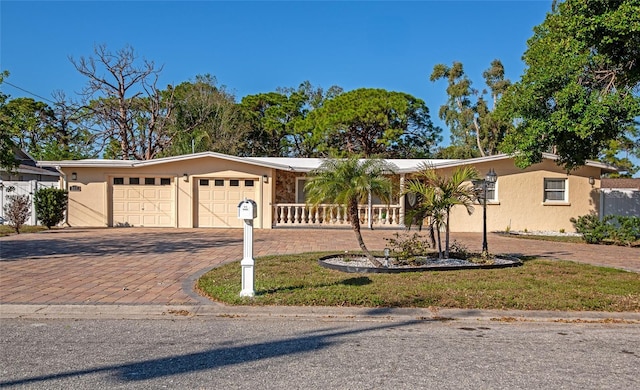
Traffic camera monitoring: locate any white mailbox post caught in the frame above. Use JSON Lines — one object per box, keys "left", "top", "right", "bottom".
{"left": 237, "top": 199, "right": 257, "bottom": 297}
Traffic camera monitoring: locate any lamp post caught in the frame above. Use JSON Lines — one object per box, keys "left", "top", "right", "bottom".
{"left": 473, "top": 169, "right": 498, "bottom": 255}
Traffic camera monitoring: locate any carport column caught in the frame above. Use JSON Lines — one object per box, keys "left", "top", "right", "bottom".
{"left": 240, "top": 218, "right": 255, "bottom": 297}
{"left": 399, "top": 174, "right": 405, "bottom": 227}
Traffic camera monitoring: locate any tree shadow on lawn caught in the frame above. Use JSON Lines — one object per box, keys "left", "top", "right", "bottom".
{"left": 256, "top": 277, "right": 372, "bottom": 295}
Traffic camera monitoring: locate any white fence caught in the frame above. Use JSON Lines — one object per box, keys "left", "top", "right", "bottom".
{"left": 273, "top": 203, "right": 402, "bottom": 227}
{"left": 601, "top": 189, "right": 640, "bottom": 218}
{"left": 0, "top": 180, "right": 60, "bottom": 226}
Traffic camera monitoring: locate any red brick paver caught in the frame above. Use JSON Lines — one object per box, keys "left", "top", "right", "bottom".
{"left": 1, "top": 228, "right": 638, "bottom": 305}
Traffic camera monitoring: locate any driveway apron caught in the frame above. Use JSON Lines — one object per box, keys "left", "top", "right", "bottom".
{"left": 1, "top": 228, "right": 638, "bottom": 305}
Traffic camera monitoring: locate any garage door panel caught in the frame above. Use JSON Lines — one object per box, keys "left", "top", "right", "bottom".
{"left": 212, "top": 192, "right": 227, "bottom": 201}
{"left": 126, "top": 189, "right": 142, "bottom": 199}
{"left": 158, "top": 189, "right": 172, "bottom": 199}
{"left": 143, "top": 189, "right": 157, "bottom": 197}
{"left": 158, "top": 203, "right": 172, "bottom": 212}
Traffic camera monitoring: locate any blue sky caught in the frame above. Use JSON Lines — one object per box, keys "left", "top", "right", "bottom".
{"left": 2, "top": 0, "right": 558, "bottom": 148}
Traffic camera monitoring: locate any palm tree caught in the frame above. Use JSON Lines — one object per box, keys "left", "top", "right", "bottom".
{"left": 404, "top": 165, "right": 478, "bottom": 258}
{"left": 305, "top": 156, "right": 395, "bottom": 267}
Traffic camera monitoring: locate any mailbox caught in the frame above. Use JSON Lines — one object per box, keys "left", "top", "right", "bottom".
{"left": 237, "top": 199, "right": 257, "bottom": 220}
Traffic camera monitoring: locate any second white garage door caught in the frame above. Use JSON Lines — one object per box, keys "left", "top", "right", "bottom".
{"left": 197, "top": 178, "right": 258, "bottom": 228}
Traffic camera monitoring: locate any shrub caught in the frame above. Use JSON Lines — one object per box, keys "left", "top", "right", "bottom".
{"left": 3, "top": 194, "right": 31, "bottom": 234}
{"left": 570, "top": 214, "right": 640, "bottom": 246}
{"left": 34, "top": 187, "right": 68, "bottom": 229}
{"left": 385, "top": 232, "right": 432, "bottom": 264}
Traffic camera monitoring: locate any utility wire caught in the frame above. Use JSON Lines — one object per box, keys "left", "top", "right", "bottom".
{"left": 2, "top": 81, "right": 58, "bottom": 105}
{"left": 1, "top": 80, "right": 111, "bottom": 137}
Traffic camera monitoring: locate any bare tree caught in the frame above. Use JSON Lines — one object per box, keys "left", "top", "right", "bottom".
{"left": 4, "top": 195, "right": 31, "bottom": 234}
{"left": 70, "top": 44, "right": 174, "bottom": 160}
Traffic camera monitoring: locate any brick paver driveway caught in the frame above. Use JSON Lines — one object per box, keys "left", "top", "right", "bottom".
{"left": 1, "top": 228, "right": 638, "bottom": 305}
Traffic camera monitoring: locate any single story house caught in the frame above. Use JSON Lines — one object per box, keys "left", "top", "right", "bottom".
{"left": 37, "top": 152, "right": 616, "bottom": 232}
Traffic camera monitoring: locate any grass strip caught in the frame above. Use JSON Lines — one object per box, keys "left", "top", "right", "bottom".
{"left": 198, "top": 252, "right": 640, "bottom": 312}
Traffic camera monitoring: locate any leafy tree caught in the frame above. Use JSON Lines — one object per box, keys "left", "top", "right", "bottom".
{"left": 284, "top": 81, "right": 343, "bottom": 157}
{"left": 71, "top": 44, "right": 175, "bottom": 160}
{"left": 304, "top": 156, "right": 395, "bottom": 267}
{"left": 34, "top": 187, "right": 68, "bottom": 229}
{"left": 239, "top": 81, "right": 341, "bottom": 157}
{"left": 404, "top": 165, "right": 478, "bottom": 258}
{"left": 300, "top": 88, "right": 441, "bottom": 158}
{"left": 2, "top": 97, "right": 55, "bottom": 159}
{"left": 0, "top": 70, "right": 19, "bottom": 170}
{"left": 430, "top": 60, "right": 511, "bottom": 158}
{"left": 498, "top": 0, "right": 640, "bottom": 170}
{"left": 2, "top": 94, "right": 95, "bottom": 161}
{"left": 3, "top": 194, "right": 30, "bottom": 234}
{"left": 600, "top": 134, "right": 640, "bottom": 177}
{"left": 41, "top": 91, "right": 96, "bottom": 160}
{"left": 164, "top": 74, "right": 249, "bottom": 156}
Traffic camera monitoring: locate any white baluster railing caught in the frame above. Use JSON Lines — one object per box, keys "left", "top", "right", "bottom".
{"left": 273, "top": 203, "right": 402, "bottom": 227}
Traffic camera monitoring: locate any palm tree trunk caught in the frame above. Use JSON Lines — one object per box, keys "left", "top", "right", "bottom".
{"left": 349, "top": 199, "right": 382, "bottom": 267}
{"left": 428, "top": 219, "right": 436, "bottom": 249}
{"left": 436, "top": 226, "right": 443, "bottom": 259}
{"left": 445, "top": 211, "right": 450, "bottom": 259}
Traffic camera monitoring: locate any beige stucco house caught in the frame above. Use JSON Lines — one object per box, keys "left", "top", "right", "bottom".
{"left": 38, "top": 152, "right": 616, "bottom": 233}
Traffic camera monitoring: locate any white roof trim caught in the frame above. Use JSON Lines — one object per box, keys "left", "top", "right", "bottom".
{"left": 37, "top": 152, "right": 617, "bottom": 173}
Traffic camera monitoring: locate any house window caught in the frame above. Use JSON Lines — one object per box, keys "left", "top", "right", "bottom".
{"left": 544, "top": 178, "right": 567, "bottom": 202}
{"left": 230, "top": 179, "right": 239, "bottom": 187}
{"left": 486, "top": 183, "right": 497, "bottom": 202}
{"left": 214, "top": 179, "right": 224, "bottom": 186}
{"left": 129, "top": 178, "right": 140, "bottom": 185}
{"left": 296, "top": 178, "right": 307, "bottom": 203}
{"left": 160, "top": 178, "right": 171, "bottom": 185}
{"left": 200, "top": 179, "right": 209, "bottom": 186}
{"left": 145, "top": 178, "right": 156, "bottom": 185}
{"left": 113, "top": 178, "right": 124, "bottom": 185}
{"left": 245, "top": 180, "right": 254, "bottom": 187}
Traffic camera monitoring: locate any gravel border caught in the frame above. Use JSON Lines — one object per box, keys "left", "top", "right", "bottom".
{"left": 319, "top": 254, "right": 523, "bottom": 273}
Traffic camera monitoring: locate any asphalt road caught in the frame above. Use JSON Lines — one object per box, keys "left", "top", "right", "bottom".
{"left": 1, "top": 315, "right": 638, "bottom": 389}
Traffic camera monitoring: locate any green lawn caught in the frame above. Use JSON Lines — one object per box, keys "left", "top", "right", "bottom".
{"left": 0, "top": 225, "right": 48, "bottom": 237}
{"left": 198, "top": 252, "right": 640, "bottom": 312}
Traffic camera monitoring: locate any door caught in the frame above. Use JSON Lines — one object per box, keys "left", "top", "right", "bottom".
{"left": 111, "top": 177, "right": 174, "bottom": 227}
{"left": 197, "top": 178, "right": 257, "bottom": 228}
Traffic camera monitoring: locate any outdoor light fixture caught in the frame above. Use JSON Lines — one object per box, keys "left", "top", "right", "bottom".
{"left": 486, "top": 168, "right": 497, "bottom": 184}
{"left": 183, "top": 173, "right": 189, "bottom": 182}
{"left": 589, "top": 176, "right": 595, "bottom": 186}
{"left": 71, "top": 172, "right": 77, "bottom": 181}
{"left": 263, "top": 174, "right": 268, "bottom": 183}
{"left": 473, "top": 169, "right": 498, "bottom": 256}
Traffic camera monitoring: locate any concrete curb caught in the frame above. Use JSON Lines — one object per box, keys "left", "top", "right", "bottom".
{"left": 1, "top": 304, "right": 639, "bottom": 324}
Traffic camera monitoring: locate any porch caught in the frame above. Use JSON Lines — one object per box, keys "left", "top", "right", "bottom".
{"left": 272, "top": 203, "right": 404, "bottom": 227}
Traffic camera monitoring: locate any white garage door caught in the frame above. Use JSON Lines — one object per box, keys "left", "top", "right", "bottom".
{"left": 112, "top": 177, "right": 174, "bottom": 227}
{"left": 197, "top": 178, "right": 257, "bottom": 228}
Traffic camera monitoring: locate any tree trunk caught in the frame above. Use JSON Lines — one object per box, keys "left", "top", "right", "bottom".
{"left": 436, "top": 227, "right": 442, "bottom": 259}
{"left": 349, "top": 199, "right": 382, "bottom": 267}
{"left": 428, "top": 220, "right": 436, "bottom": 249}
{"left": 473, "top": 116, "right": 485, "bottom": 157}
{"left": 445, "top": 211, "right": 450, "bottom": 259}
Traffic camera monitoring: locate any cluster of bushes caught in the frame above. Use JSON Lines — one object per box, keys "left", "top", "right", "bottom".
{"left": 2, "top": 187, "right": 67, "bottom": 234}
{"left": 570, "top": 214, "right": 640, "bottom": 247}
